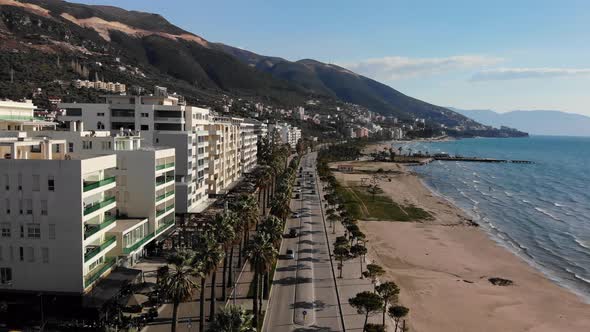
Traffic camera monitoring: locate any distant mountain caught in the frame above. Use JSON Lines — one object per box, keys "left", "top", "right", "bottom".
{"left": 214, "top": 43, "right": 475, "bottom": 126}
{"left": 451, "top": 108, "right": 590, "bottom": 137}
{"left": 0, "top": 0, "right": 503, "bottom": 131}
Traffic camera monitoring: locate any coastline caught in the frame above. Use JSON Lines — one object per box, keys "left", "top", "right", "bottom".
{"left": 330, "top": 154, "right": 590, "bottom": 332}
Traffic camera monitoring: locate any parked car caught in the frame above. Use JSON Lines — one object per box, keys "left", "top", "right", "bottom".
{"left": 286, "top": 249, "right": 295, "bottom": 259}
{"left": 292, "top": 212, "right": 301, "bottom": 218}
{"left": 289, "top": 228, "right": 298, "bottom": 238}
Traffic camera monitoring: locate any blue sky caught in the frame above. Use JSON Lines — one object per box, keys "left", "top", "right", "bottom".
{"left": 76, "top": 0, "right": 590, "bottom": 116}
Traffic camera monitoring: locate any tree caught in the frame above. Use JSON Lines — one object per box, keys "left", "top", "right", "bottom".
{"left": 210, "top": 213, "right": 236, "bottom": 305}
{"left": 349, "top": 291, "right": 384, "bottom": 332}
{"left": 365, "top": 323, "right": 385, "bottom": 332}
{"left": 327, "top": 213, "right": 339, "bottom": 234}
{"left": 362, "top": 264, "right": 385, "bottom": 291}
{"left": 376, "top": 281, "right": 400, "bottom": 327}
{"left": 350, "top": 244, "right": 368, "bottom": 277}
{"left": 333, "top": 245, "right": 350, "bottom": 278}
{"left": 206, "top": 305, "right": 254, "bottom": 332}
{"left": 246, "top": 233, "right": 277, "bottom": 328}
{"left": 161, "top": 264, "right": 198, "bottom": 332}
{"left": 233, "top": 194, "right": 259, "bottom": 268}
{"left": 192, "top": 231, "right": 224, "bottom": 331}
{"left": 388, "top": 305, "right": 409, "bottom": 332}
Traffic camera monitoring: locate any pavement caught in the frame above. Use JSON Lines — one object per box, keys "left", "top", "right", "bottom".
{"left": 263, "top": 152, "right": 344, "bottom": 332}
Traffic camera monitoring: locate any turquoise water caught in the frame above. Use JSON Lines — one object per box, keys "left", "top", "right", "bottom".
{"left": 404, "top": 136, "right": 590, "bottom": 301}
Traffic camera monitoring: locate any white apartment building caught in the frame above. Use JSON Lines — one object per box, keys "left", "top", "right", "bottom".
{"left": 239, "top": 120, "right": 258, "bottom": 174}
{"left": 269, "top": 122, "right": 302, "bottom": 148}
{"left": 58, "top": 93, "right": 211, "bottom": 213}
{"left": 0, "top": 134, "right": 175, "bottom": 294}
{"left": 0, "top": 100, "right": 56, "bottom": 132}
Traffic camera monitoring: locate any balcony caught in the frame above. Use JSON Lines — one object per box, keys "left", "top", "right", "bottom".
{"left": 157, "top": 217, "right": 175, "bottom": 234}
{"left": 84, "top": 235, "right": 116, "bottom": 262}
{"left": 155, "top": 177, "right": 174, "bottom": 186}
{"left": 123, "top": 232, "right": 155, "bottom": 254}
{"left": 156, "top": 204, "right": 175, "bottom": 217}
{"left": 156, "top": 162, "right": 175, "bottom": 171}
{"left": 156, "top": 190, "right": 175, "bottom": 202}
{"left": 83, "top": 176, "right": 116, "bottom": 192}
{"left": 84, "top": 257, "right": 116, "bottom": 288}
{"left": 84, "top": 196, "right": 116, "bottom": 216}
{"left": 84, "top": 216, "right": 117, "bottom": 239}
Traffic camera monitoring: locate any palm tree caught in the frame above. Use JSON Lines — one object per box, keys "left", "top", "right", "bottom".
{"left": 246, "top": 233, "right": 278, "bottom": 328}
{"left": 206, "top": 304, "right": 254, "bottom": 332}
{"left": 258, "top": 167, "right": 273, "bottom": 216}
{"left": 376, "top": 281, "right": 400, "bottom": 327}
{"left": 192, "top": 232, "right": 223, "bottom": 331}
{"left": 207, "top": 213, "right": 236, "bottom": 313}
{"left": 161, "top": 264, "right": 199, "bottom": 332}
{"left": 233, "top": 194, "right": 259, "bottom": 266}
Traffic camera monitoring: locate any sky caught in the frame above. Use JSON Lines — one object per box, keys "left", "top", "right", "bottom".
{"left": 75, "top": 0, "right": 590, "bottom": 116}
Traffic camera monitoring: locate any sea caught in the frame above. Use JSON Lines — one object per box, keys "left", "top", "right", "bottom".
{"left": 400, "top": 136, "right": 590, "bottom": 302}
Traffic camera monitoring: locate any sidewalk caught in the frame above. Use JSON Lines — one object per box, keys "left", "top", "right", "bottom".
{"left": 318, "top": 178, "right": 396, "bottom": 332}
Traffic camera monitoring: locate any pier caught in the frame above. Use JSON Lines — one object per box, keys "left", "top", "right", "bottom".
{"left": 433, "top": 156, "right": 533, "bottom": 164}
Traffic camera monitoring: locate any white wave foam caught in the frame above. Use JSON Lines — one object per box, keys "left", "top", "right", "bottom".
{"left": 574, "top": 238, "right": 590, "bottom": 249}
{"left": 554, "top": 203, "right": 566, "bottom": 208}
{"left": 534, "top": 207, "right": 563, "bottom": 222}
{"left": 504, "top": 191, "right": 513, "bottom": 197}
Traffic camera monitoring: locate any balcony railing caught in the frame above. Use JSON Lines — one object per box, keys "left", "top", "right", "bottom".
{"left": 156, "top": 190, "right": 175, "bottom": 202}
{"left": 155, "top": 162, "right": 175, "bottom": 171}
{"left": 84, "top": 235, "right": 116, "bottom": 262}
{"left": 84, "top": 196, "right": 116, "bottom": 216}
{"left": 83, "top": 176, "right": 116, "bottom": 192}
{"left": 157, "top": 217, "right": 175, "bottom": 234}
{"left": 84, "top": 216, "right": 117, "bottom": 239}
{"left": 123, "top": 232, "right": 155, "bottom": 254}
{"left": 156, "top": 204, "right": 175, "bottom": 217}
{"left": 155, "top": 177, "right": 174, "bottom": 186}
{"left": 84, "top": 257, "right": 116, "bottom": 288}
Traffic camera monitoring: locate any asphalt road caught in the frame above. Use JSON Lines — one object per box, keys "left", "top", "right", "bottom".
{"left": 263, "top": 152, "right": 344, "bottom": 332}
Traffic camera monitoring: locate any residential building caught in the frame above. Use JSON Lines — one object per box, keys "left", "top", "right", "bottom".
{"left": 58, "top": 93, "right": 212, "bottom": 213}
{"left": 0, "top": 133, "right": 175, "bottom": 294}
{"left": 355, "top": 127, "right": 369, "bottom": 138}
{"left": 268, "top": 122, "right": 301, "bottom": 148}
{"left": 239, "top": 120, "right": 258, "bottom": 174}
{"left": 0, "top": 100, "right": 56, "bottom": 132}
{"left": 207, "top": 116, "right": 242, "bottom": 196}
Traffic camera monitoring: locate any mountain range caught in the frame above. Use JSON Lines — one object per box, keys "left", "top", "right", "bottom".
{"left": 451, "top": 108, "right": 590, "bottom": 137}
{"left": 0, "top": 0, "right": 502, "bottom": 131}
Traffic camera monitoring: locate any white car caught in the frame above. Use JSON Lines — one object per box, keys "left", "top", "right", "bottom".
{"left": 286, "top": 249, "right": 295, "bottom": 259}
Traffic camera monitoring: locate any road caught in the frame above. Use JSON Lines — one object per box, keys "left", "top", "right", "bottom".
{"left": 263, "top": 152, "right": 344, "bottom": 332}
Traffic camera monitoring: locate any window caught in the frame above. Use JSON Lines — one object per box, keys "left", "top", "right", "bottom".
{"left": 140, "top": 125, "right": 149, "bottom": 131}
{"left": 17, "top": 174, "right": 22, "bottom": 191}
{"left": 0, "top": 246, "right": 2, "bottom": 261}
{"left": 101, "top": 141, "right": 111, "bottom": 150}
{"left": 32, "top": 175, "right": 40, "bottom": 191}
{"left": 19, "top": 247, "right": 24, "bottom": 261}
{"left": 19, "top": 225, "right": 24, "bottom": 238}
{"left": 68, "top": 142, "right": 74, "bottom": 153}
{"left": 155, "top": 138, "right": 159, "bottom": 143}
{"left": 82, "top": 141, "right": 92, "bottom": 150}
{"left": 3, "top": 174, "right": 8, "bottom": 190}
{"left": 41, "top": 200, "right": 48, "bottom": 216}
{"left": 26, "top": 199, "right": 32, "bottom": 215}
{"left": 97, "top": 121, "right": 105, "bottom": 130}
{"left": 27, "top": 224, "right": 40, "bottom": 239}
{"left": 42, "top": 248, "right": 49, "bottom": 263}
{"left": 55, "top": 144, "right": 60, "bottom": 153}
{"left": 141, "top": 112, "right": 149, "bottom": 118}
{"left": 97, "top": 112, "right": 105, "bottom": 117}
{"left": 26, "top": 247, "right": 34, "bottom": 262}
{"left": 19, "top": 200, "right": 23, "bottom": 215}
{"left": 4, "top": 198, "right": 9, "bottom": 215}
{"left": 0, "top": 268, "right": 11, "bottom": 285}
{"left": 48, "top": 176, "right": 55, "bottom": 191}
{"left": 48, "top": 224, "right": 56, "bottom": 240}
{"left": 1, "top": 223, "right": 10, "bottom": 238}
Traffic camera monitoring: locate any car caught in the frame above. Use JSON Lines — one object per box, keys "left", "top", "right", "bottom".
{"left": 292, "top": 212, "right": 301, "bottom": 218}
{"left": 286, "top": 249, "right": 295, "bottom": 259}
{"left": 294, "top": 193, "right": 300, "bottom": 199}
{"left": 289, "top": 228, "right": 298, "bottom": 238}
{"left": 294, "top": 188, "right": 302, "bottom": 193}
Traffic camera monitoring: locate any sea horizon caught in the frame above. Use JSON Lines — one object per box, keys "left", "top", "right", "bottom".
{"left": 401, "top": 136, "right": 590, "bottom": 302}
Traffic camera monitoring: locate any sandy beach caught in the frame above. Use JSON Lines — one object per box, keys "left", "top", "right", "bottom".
{"left": 330, "top": 156, "right": 590, "bottom": 332}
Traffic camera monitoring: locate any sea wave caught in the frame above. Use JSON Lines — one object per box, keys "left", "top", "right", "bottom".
{"left": 534, "top": 207, "right": 564, "bottom": 223}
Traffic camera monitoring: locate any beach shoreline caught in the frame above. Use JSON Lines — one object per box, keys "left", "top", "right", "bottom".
{"left": 329, "top": 148, "right": 590, "bottom": 332}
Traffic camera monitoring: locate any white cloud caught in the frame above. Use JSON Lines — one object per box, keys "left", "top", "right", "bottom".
{"left": 339, "top": 55, "right": 503, "bottom": 80}
{"left": 471, "top": 68, "right": 590, "bottom": 81}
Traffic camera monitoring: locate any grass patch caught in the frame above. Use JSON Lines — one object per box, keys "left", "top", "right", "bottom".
{"left": 335, "top": 183, "right": 431, "bottom": 221}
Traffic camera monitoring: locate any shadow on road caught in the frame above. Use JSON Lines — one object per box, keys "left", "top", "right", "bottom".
{"left": 291, "top": 300, "right": 327, "bottom": 309}
{"left": 292, "top": 326, "right": 338, "bottom": 332}
{"left": 274, "top": 276, "right": 313, "bottom": 285}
